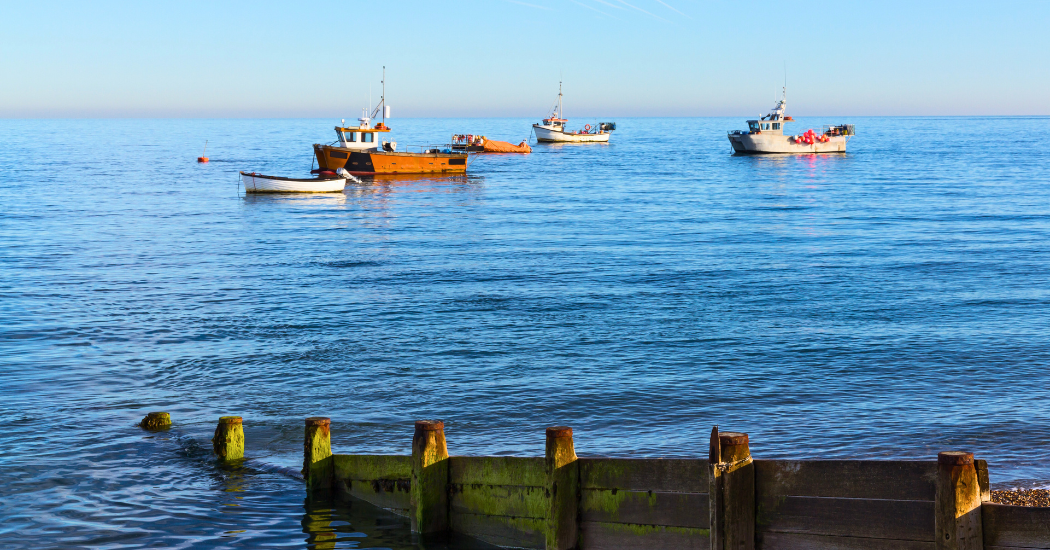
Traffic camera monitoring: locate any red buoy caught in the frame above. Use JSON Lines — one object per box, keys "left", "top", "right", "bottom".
{"left": 197, "top": 157, "right": 209, "bottom": 163}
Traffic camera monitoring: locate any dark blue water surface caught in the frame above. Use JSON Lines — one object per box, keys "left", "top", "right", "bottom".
{"left": 2, "top": 117, "right": 1049, "bottom": 548}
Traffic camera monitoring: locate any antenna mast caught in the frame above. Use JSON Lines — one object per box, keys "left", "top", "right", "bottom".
{"left": 558, "top": 80, "right": 563, "bottom": 119}
{"left": 370, "top": 66, "right": 387, "bottom": 123}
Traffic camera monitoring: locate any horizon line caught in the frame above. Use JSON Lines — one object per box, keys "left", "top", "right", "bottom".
{"left": 2, "top": 114, "right": 1049, "bottom": 120}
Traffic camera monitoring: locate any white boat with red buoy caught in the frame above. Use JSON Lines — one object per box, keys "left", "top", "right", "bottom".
{"left": 727, "top": 88, "right": 854, "bottom": 154}
{"left": 532, "top": 82, "right": 615, "bottom": 143}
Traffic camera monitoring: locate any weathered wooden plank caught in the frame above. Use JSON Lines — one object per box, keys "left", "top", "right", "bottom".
{"left": 338, "top": 478, "right": 411, "bottom": 514}
{"left": 580, "top": 488, "right": 709, "bottom": 528}
{"left": 754, "top": 460, "right": 937, "bottom": 501}
{"left": 449, "top": 511, "right": 546, "bottom": 549}
{"left": 449, "top": 456, "right": 546, "bottom": 487}
{"left": 578, "top": 521, "right": 710, "bottom": 550}
{"left": 982, "top": 502, "right": 1050, "bottom": 549}
{"left": 332, "top": 454, "right": 411, "bottom": 481}
{"left": 579, "top": 458, "right": 708, "bottom": 492}
{"left": 332, "top": 454, "right": 412, "bottom": 513}
{"left": 759, "top": 532, "right": 936, "bottom": 550}
{"left": 449, "top": 483, "right": 547, "bottom": 519}
{"left": 757, "top": 496, "right": 934, "bottom": 541}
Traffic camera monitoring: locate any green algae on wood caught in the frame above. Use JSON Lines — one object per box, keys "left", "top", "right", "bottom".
{"left": 580, "top": 488, "right": 709, "bottom": 529}
{"left": 449, "top": 456, "right": 546, "bottom": 487}
{"left": 332, "top": 454, "right": 412, "bottom": 513}
{"left": 303, "top": 417, "right": 333, "bottom": 492}
{"left": 212, "top": 416, "right": 244, "bottom": 462}
{"left": 449, "top": 483, "right": 548, "bottom": 519}
{"left": 579, "top": 457, "right": 709, "bottom": 492}
{"left": 333, "top": 454, "right": 411, "bottom": 481}
{"left": 140, "top": 411, "right": 171, "bottom": 431}
{"left": 411, "top": 420, "right": 449, "bottom": 534}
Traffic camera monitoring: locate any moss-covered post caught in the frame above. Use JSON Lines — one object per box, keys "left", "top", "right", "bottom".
{"left": 545, "top": 426, "right": 578, "bottom": 550}
{"left": 140, "top": 411, "right": 171, "bottom": 431}
{"left": 212, "top": 416, "right": 244, "bottom": 462}
{"left": 708, "top": 426, "right": 754, "bottom": 550}
{"left": 936, "top": 451, "right": 983, "bottom": 550}
{"left": 303, "top": 417, "right": 333, "bottom": 493}
{"left": 411, "top": 420, "right": 449, "bottom": 535}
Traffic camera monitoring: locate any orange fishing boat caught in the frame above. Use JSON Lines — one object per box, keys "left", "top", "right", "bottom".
{"left": 313, "top": 69, "right": 469, "bottom": 175}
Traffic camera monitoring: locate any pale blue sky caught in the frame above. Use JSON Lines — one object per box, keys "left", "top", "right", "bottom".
{"left": 2, "top": 0, "right": 1047, "bottom": 117}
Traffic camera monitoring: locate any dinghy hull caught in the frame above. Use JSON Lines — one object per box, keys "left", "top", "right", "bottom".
{"left": 240, "top": 172, "right": 346, "bottom": 193}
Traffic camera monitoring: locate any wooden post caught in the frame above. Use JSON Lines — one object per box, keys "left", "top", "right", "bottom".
{"left": 140, "top": 411, "right": 171, "bottom": 431}
{"left": 709, "top": 426, "right": 755, "bottom": 550}
{"left": 975, "top": 459, "right": 990, "bottom": 502}
{"left": 303, "top": 417, "right": 333, "bottom": 493}
{"left": 212, "top": 416, "right": 244, "bottom": 462}
{"left": 411, "top": 420, "right": 449, "bottom": 534}
{"left": 545, "top": 426, "right": 579, "bottom": 550}
{"left": 936, "top": 451, "right": 983, "bottom": 550}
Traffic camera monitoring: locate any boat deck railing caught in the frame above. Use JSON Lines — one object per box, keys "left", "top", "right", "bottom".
{"left": 379, "top": 143, "right": 464, "bottom": 155}
{"left": 823, "top": 124, "right": 856, "bottom": 136}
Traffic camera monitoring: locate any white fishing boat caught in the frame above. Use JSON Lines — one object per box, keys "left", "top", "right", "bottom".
{"left": 727, "top": 88, "right": 854, "bottom": 154}
{"left": 532, "top": 82, "right": 615, "bottom": 143}
{"left": 240, "top": 170, "right": 348, "bottom": 193}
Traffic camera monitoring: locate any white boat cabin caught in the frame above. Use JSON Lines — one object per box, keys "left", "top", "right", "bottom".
{"left": 335, "top": 115, "right": 392, "bottom": 151}
{"left": 541, "top": 113, "right": 568, "bottom": 131}
{"left": 746, "top": 92, "right": 789, "bottom": 136}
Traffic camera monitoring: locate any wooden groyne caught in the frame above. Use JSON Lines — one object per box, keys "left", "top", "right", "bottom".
{"left": 142, "top": 413, "right": 1050, "bottom": 549}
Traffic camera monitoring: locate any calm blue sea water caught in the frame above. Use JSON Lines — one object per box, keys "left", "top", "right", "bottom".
{"left": 1, "top": 116, "right": 1049, "bottom": 548}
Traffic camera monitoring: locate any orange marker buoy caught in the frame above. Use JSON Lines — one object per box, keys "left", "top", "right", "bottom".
{"left": 197, "top": 140, "right": 209, "bottom": 163}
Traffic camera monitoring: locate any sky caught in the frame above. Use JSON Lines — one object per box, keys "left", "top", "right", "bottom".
{"left": 1, "top": 0, "right": 1047, "bottom": 118}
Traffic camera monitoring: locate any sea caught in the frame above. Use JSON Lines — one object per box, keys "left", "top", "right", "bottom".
{"left": 1, "top": 116, "right": 1048, "bottom": 548}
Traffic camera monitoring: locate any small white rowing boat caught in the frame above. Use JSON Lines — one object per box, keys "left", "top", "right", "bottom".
{"left": 240, "top": 171, "right": 347, "bottom": 193}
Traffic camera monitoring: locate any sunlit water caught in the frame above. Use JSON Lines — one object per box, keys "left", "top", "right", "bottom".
{"left": 1, "top": 117, "right": 1049, "bottom": 548}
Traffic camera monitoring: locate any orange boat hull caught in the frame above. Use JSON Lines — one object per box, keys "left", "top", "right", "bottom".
{"left": 314, "top": 145, "right": 467, "bottom": 175}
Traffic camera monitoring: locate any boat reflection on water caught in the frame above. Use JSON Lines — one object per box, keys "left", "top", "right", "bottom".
{"left": 358, "top": 173, "right": 477, "bottom": 187}
{"left": 740, "top": 148, "right": 849, "bottom": 178}
{"left": 242, "top": 191, "right": 349, "bottom": 206}
{"left": 345, "top": 173, "right": 482, "bottom": 199}
{"left": 302, "top": 493, "right": 499, "bottom": 550}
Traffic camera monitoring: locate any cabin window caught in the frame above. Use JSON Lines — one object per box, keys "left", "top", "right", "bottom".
{"left": 772, "top": 123, "right": 780, "bottom": 130}
{"left": 762, "top": 123, "right": 770, "bottom": 130}
{"left": 363, "top": 132, "right": 374, "bottom": 143}
{"left": 343, "top": 132, "right": 357, "bottom": 143}
{"left": 748, "top": 121, "right": 760, "bottom": 132}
